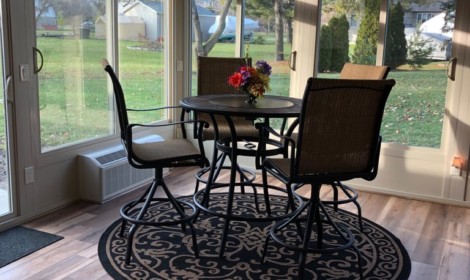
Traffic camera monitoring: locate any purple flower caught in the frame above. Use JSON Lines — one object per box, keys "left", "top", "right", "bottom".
{"left": 239, "top": 66, "right": 252, "bottom": 87}
{"left": 256, "top": 60, "right": 272, "bottom": 76}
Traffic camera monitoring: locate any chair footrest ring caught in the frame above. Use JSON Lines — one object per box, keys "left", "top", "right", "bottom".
{"left": 193, "top": 183, "right": 304, "bottom": 222}
{"left": 120, "top": 197, "right": 198, "bottom": 227}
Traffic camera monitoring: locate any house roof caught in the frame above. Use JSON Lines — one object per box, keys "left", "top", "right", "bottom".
{"left": 123, "top": 0, "right": 214, "bottom": 16}
{"left": 35, "top": 0, "right": 56, "bottom": 18}
{"left": 96, "top": 14, "right": 144, "bottom": 24}
{"left": 139, "top": 0, "right": 164, "bottom": 13}
{"left": 196, "top": 5, "right": 215, "bottom": 16}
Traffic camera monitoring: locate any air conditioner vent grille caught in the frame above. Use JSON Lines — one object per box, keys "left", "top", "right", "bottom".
{"left": 96, "top": 149, "right": 127, "bottom": 165}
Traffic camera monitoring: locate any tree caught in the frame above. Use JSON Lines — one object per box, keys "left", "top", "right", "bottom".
{"left": 36, "top": 0, "right": 104, "bottom": 24}
{"left": 352, "top": 0, "right": 380, "bottom": 64}
{"left": 407, "top": 28, "right": 434, "bottom": 69}
{"left": 322, "top": 0, "right": 363, "bottom": 17}
{"left": 385, "top": 2, "right": 407, "bottom": 69}
{"left": 441, "top": 1, "right": 455, "bottom": 32}
{"left": 246, "top": 0, "right": 294, "bottom": 60}
{"left": 318, "top": 25, "right": 332, "bottom": 72}
{"left": 192, "top": 0, "right": 232, "bottom": 57}
{"left": 329, "top": 14, "right": 350, "bottom": 71}
{"left": 274, "top": 0, "right": 284, "bottom": 61}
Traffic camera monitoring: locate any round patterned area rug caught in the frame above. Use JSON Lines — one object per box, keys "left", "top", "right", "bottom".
{"left": 98, "top": 194, "right": 411, "bottom": 280}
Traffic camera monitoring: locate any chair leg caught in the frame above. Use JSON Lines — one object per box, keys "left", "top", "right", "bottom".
{"left": 318, "top": 202, "right": 363, "bottom": 278}
{"left": 261, "top": 200, "right": 310, "bottom": 263}
{"left": 219, "top": 156, "right": 238, "bottom": 258}
{"left": 121, "top": 168, "right": 200, "bottom": 264}
{"left": 332, "top": 181, "right": 339, "bottom": 212}
{"left": 123, "top": 178, "right": 159, "bottom": 264}
{"left": 160, "top": 177, "right": 199, "bottom": 258}
{"left": 262, "top": 168, "right": 272, "bottom": 215}
{"left": 337, "top": 181, "right": 364, "bottom": 232}
{"left": 298, "top": 185, "right": 321, "bottom": 279}
{"left": 120, "top": 181, "right": 155, "bottom": 237}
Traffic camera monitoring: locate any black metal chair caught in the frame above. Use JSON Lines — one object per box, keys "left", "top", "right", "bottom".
{"left": 102, "top": 59, "right": 209, "bottom": 264}
{"left": 260, "top": 77, "right": 395, "bottom": 279}
{"left": 284, "top": 63, "right": 391, "bottom": 232}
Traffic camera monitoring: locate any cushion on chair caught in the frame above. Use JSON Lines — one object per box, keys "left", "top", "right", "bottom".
{"left": 339, "top": 63, "right": 390, "bottom": 80}
{"left": 132, "top": 139, "right": 201, "bottom": 162}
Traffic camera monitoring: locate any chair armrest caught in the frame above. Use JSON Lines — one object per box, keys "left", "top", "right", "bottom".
{"left": 284, "top": 117, "right": 299, "bottom": 137}
{"left": 256, "top": 123, "right": 296, "bottom": 147}
{"left": 127, "top": 105, "right": 183, "bottom": 112}
{"left": 254, "top": 123, "right": 296, "bottom": 169}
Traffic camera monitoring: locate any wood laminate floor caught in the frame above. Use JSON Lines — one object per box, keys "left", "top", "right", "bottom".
{"left": 0, "top": 166, "right": 469, "bottom": 279}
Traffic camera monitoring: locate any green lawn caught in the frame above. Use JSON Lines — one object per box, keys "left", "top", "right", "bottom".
{"left": 8, "top": 33, "right": 448, "bottom": 149}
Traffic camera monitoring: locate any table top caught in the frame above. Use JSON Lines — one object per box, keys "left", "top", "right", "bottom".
{"left": 180, "top": 94, "right": 302, "bottom": 118}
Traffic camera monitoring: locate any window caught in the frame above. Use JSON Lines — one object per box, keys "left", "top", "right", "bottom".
{"left": 36, "top": 0, "right": 168, "bottom": 152}
{"left": 191, "top": 0, "right": 294, "bottom": 130}
{"left": 417, "top": 12, "right": 435, "bottom": 25}
{"left": 119, "top": 0, "right": 168, "bottom": 124}
{"left": 36, "top": 0, "right": 110, "bottom": 151}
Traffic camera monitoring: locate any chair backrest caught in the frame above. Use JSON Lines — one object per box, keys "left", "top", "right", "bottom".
{"left": 339, "top": 63, "right": 390, "bottom": 80}
{"left": 294, "top": 77, "right": 395, "bottom": 181}
{"left": 101, "top": 59, "right": 128, "bottom": 142}
{"left": 197, "top": 56, "right": 252, "bottom": 95}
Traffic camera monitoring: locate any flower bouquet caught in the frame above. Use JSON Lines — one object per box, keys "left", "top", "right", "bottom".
{"left": 228, "top": 60, "right": 272, "bottom": 104}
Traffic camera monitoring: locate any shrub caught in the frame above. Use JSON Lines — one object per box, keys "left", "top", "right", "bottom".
{"left": 385, "top": 2, "right": 407, "bottom": 69}
{"left": 329, "top": 14, "right": 350, "bottom": 71}
{"left": 319, "top": 25, "right": 332, "bottom": 72}
{"left": 407, "top": 29, "right": 434, "bottom": 69}
{"left": 352, "top": 0, "right": 380, "bottom": 64}
{"left": 253, "top": 35, "right": 266, "bottom": 45}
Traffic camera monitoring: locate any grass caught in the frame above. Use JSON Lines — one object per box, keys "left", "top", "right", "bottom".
{"left": 0, "top": 31, "right": 449, "bottom": 149}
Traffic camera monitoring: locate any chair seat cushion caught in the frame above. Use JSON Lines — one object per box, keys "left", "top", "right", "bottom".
{"left": 132, "top": 138, "right": 201, "bottom": 162}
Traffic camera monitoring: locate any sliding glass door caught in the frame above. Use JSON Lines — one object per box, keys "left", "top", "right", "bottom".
{"left": 0, "top": 0, "right": 15, "bottom": 220}
{"left": 312, "top": 0, "right": 465, "bottom": 199}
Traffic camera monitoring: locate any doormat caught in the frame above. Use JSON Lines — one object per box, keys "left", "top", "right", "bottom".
{"left": 0, "top": 226, "right": 63, "bottom": 268}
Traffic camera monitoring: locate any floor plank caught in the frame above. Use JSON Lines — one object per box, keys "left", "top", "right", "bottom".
{"left": 0, "top": 166, "right": 469, "bottom": 279}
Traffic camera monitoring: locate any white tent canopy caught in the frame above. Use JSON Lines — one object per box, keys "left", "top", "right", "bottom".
{"left": 419, "top": 12, "right": 453, "bottom": 39}
{"left": 208, "top": 15, "right": 259, "bottom": 36}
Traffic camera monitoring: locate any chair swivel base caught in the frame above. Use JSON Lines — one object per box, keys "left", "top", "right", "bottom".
{"left": 262, "top": 197, "right": 363, "bottom": 279}
{"left": 119, "top": 178, "right": 199, "bottom": 265}
{"left": 194, "top": 182, "right": 304, "bottom": 222}
{"left": 194, "top": 181, "right": 305, "bottom": 258}
{"left": 194, "top": 151, "right": 256, "bottom": 193}
{"left": 322, "top": 181, "right": 364, "bottom": 232}
{"left": 294, "top": 181, "right": 364, "bottom": 232}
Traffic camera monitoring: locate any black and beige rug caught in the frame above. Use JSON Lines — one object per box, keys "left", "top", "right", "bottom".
{"left": 98, "top": 194, "right": 411, "bottom": 279}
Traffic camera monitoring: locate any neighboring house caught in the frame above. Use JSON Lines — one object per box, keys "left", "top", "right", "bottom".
{"left": 35, "top": 0, "right": 57, "bottom": 30}
{"left": 194, "top": 5, "right": 217, "bottom": 41}
{"left": 95, "top": 14, "right": 145, "bottom": 41}
{"left": 392, "top": 0, "right": 451, "bottom": 28}
{"left": 123, "top": 0, "right": 215, "bottom": 42}
{"left": 413, "top": 12, "right": 453, "bottom": 60}
{"left": 123, "top": 0, "right": 164, "bottom": 42}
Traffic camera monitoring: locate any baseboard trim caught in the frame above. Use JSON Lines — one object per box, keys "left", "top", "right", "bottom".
{"left": 0, "top": 198, "right": 78, "bottom": 232}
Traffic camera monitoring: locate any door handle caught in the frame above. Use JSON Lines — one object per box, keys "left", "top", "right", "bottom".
{"left": 288, "top": 51, "right": 296, "bottom": 71}
{"left": 4, "top": 75, "right": 13, "bottom": 103}
{"left": 446, "top": 57, "right": 457, "bottom": 81}
{"left": 33, "top": 47, "right": 44, "bottom": 74}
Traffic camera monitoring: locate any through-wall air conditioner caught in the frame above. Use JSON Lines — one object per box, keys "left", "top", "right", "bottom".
{"left": 78, "top": 135, "right": 163, "bottom": 203}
